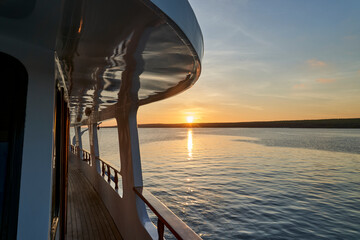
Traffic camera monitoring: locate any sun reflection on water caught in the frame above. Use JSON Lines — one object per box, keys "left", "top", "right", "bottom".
{"left": 187, "top": 129, "right": 193, "bottom": 159}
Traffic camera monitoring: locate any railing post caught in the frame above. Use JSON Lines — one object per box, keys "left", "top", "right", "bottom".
{"left": 158, "top": 219, "right": 164, "bottom": 240}
{"left": 107, "top": 164, "right": 111, "bottom": 182}
{"left": 89, "top": 123, "right": 100, "bottom": 171}
{"left": 114, "top": 171, "right": 119, "bottom": 190}
{"left": 102, "top": 161, "right": 105, "bottom": 177}
{"left": 134, "top": 187, "right": 202, "bottom": 240}
{"left": 74, "top": 126, "right": 83, "bottom": 159}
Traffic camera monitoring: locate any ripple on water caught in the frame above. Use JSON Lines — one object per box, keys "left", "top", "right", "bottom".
{"left": 88, "top": 128, "right": 360, "bottom": 239}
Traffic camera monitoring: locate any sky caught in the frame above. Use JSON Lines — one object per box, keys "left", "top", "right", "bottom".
{"left": 137, "top": 0, "right": 360, "bottom": 124}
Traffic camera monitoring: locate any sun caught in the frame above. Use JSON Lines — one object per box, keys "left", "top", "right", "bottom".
{"left": 186, "top": 116, "right": 194, "bottom": 123}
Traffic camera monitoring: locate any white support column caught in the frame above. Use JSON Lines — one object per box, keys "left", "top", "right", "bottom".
{"left": 89, "top": 123, "right": 100, "bottom": 171}
{"left": 116, "top": 110, "right": 133, "bottom": 190}
{"left": 128, "top": 107, "right": 143, "bottom": 188}
{"left": 115, "top": 105, "right": 156, "bottom": 238}
{"left": 74, "top": 126, "right": 83, "bottom": 159}
{"left": 115, "top": 105, "right": 143, "bottom": 189}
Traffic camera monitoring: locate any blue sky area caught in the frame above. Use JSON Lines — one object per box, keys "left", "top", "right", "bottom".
{"left": 138, "top": 0, "right": 360, "bottom": 123}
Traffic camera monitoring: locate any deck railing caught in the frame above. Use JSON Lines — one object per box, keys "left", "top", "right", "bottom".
{"left": 70, "top": 145, "right": 90, "bottom": 163}
{"left": 70, "top": 145, "right": 78, "bottom": 155}
{"left": 82, "top": 149, "right": 91, "bottom": 163}
{"left": 70, "top": 145, "right": 202, "bottom": 240}
{"left": 96, "top": 157, "right": 121, "bottom": 190}
{"left": 134, "top": 187, "right": 202, "bottom": 240}
{"left": 70, "top": 146, "right": 120, "bottom": 189}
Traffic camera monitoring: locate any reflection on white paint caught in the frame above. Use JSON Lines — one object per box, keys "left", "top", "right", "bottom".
{"left": 187, "top": 129, "right": 193, "bottom": 159}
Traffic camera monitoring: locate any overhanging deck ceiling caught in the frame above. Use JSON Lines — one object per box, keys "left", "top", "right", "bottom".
{"left": 55, "top": 0, "right": 203, "bottom": 125}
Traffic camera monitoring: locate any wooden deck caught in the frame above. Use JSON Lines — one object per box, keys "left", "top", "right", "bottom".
{"left": 67, "top": 154, "right": 123, "bottom": 240}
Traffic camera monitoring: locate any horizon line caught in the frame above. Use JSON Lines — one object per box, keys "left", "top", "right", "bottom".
{"left": 99, "top": 117, "right": 360, "bottom": 128}
{"left": 138, "top": 117, "right": 360, "bottom": 125}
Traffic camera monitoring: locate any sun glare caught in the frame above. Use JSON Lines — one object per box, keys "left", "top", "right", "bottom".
{"left": 186, "top": 116, "right": 194, "bottom": 123}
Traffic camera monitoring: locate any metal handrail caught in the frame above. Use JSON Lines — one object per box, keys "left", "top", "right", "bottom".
{"left": 96, "top": 156, "right": 121, "bottom": 190}
{"left": 134, "top": 187, "right": 202, "bottom": 240}
{"left": 82, "top": 149, "right": 91, "bottom": 162}
{"left": 70, "top": 145, "right": 201, "bottom": 239}
{"left": 70, "top": 145, "right": 120, "bottom": 189}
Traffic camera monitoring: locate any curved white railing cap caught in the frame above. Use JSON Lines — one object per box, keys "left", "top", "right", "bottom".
{"left": 150, "top": 0, "right": 204, "bottom": 62}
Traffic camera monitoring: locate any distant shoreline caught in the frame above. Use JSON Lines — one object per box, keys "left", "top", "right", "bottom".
{"left": 101, "top": 118, "right": 360, "bottom": 128}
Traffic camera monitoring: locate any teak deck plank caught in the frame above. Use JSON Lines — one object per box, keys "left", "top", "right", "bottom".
{"left": 66, "top": 153, "right": 123, "bottom": 240}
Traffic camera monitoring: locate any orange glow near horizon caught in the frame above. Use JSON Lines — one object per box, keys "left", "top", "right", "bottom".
{"left": 136, "top": 96, "right": 360, "bottom": 124}
{"left": 92, "top": 104, "right": 360, "bottom": 127}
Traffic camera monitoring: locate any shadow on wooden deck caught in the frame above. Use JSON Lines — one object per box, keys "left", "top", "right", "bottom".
{"left": 67, "top": 153, "right": 123, "bottom": 240}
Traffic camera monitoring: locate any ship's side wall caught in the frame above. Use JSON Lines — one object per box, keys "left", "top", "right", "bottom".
{"left": 0, "top": 0, "right": 62, "bottom": 237}
{"left": 17, "top": 50, "right": 56, "bottom": 240}
{"left": 0, "top": 41, "right": 56, "bottom": 239}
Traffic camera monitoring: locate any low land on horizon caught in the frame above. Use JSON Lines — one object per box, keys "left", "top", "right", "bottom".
{"left": 101, "top": 118, "right": 360, "bottom": 128}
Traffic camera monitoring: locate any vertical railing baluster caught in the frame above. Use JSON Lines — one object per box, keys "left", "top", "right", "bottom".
{"left": 102, "top": 161, "right": 105, "bottom": 177}
{"left": 85, "top": 155, "right": 122, "bottom": 194}
{"left": 107, "top": 164, "right": 111, "bottom": 182}
{"left": 114, "top": 171, "right": 118, "bottom": 190}
{"left": 158, "top": 219, "right": 164, "bottom": 240}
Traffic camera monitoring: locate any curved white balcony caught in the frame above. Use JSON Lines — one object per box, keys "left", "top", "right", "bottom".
{"left": 53, "top": 0, "right": 203, "bottom": 125}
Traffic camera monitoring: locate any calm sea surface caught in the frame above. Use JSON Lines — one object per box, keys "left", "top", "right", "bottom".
{"left": 82, "top": 128, "right": 360, "bottom": 239}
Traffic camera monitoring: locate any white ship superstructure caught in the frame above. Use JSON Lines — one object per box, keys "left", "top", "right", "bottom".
{"left": 0, "top": 0, "right": 203, "bottom": 239}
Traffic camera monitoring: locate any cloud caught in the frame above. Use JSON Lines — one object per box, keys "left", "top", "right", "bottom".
{"left": 293, "top": 83, "right": 306, "bottom": 89}
{"left": 241, "top": 104, "right": 263, "bottom": 111}
{"left": 307, "top": 59, "right": 327, "bottom": 68}
{"left": 343, "top": 35, "right": 358, "bottom": 41}
{"left": 316, "top": 78, "right": 335, "bottom": 83}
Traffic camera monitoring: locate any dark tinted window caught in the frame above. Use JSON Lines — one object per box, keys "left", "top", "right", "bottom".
{"left": 0, "top": 52, "right": 28, "bottom": 239}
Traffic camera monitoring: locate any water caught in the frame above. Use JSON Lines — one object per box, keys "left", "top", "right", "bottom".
{"left": 80, "top": 128, "right": 360, "bottom": 239}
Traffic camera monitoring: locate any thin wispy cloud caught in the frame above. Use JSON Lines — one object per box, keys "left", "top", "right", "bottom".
{"left": 343, "top": 35, "right": 358, "bottom": 40}
{"left": 241, "top": 104, "right": 264, "bottom": 111}
{"left": 307, "top": 59, "right": 327, "bottom": 68}
{"left": 316, "top": 78, "right": 335, "bottom": 83}
{"left": 293, "top": 83, "right": 306, "bottom": 89}
{"left": 232, "top": 24, "right": 271, "bottom": 47}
